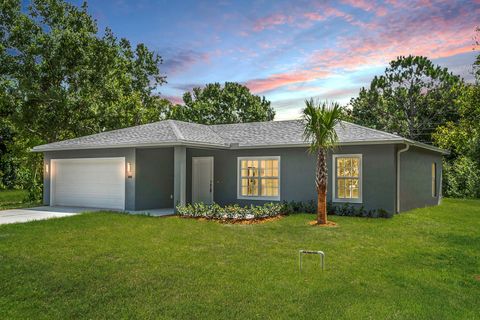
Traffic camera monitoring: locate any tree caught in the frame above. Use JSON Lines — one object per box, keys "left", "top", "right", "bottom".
{"left": 0, "top": 0, "right": 165, "bottom": 197}
{"left": 350, "top": 56, "right": 463, "bottom": 143}
{"left": 302, "top": 99, "right": 343, "bottom": 225}
{"left": 168, "top": 82, "right": 274, "bottom": 124}
{"left": 433, "top": 81, "right": 480, "bottom": 198}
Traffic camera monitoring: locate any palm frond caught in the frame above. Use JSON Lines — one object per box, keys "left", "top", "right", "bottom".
{"left": 302, "top": 98, "right": 343, "bottom": 153}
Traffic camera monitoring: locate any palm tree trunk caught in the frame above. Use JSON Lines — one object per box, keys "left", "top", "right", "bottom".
{"left": 316, "top": 148, "right": 328, "bottom": 224}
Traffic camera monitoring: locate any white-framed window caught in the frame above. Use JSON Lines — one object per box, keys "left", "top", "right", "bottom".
{"left": 332, "top": 154, "right": 362, "bottom": 203}
{"left": 432, "top": 162, "right": 437, "bottom": 197}
{"left": 237, "top": 156, "right": 280, "bottom": 201}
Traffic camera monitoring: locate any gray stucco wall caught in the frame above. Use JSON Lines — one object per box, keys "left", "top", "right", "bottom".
{"left": 186, "top": 144, "right": 397, "bottom": 213}
{"left": 43, "top": 148, "right": 136, "bottom": 210}
{"left": 41, "top": 143, "right": 442, "bottom": 214}
{"left": 399, "top": 145, "right": 442, "bottom": 212}
{"left": 135, "top": 148, "right": 174, "bottom": 210}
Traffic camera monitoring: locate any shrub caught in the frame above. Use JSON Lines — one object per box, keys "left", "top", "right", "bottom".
{"left": 176, "top": 202, "right": 284, "bottom": 220}
{"left": 443, "top": 156, "right": 480, "bottom": 198}
{"left": 281, "top": 200, "right": 316, "bottom": 214}
{"left": 328, "top": 202, "right": 393, "bottom": 219}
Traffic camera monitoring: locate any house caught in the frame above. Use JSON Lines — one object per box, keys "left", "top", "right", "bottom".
{"left": 32, "top": 120, "right": 447, "bottom": 214}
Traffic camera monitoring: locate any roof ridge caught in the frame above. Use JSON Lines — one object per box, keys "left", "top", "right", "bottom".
{"left": 167, "top": 120, "right": 185, "bottom": 140}
{"left": 341, "top": 121, "right": 402, "bottom": 138}
{"left": 210, "top": 119, "right": 303, "bottom": 128}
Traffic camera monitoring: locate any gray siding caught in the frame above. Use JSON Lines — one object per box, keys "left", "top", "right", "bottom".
{"left": 399, "top": 145, "right": 442, "bottom": 212}
{"left": 186, "top": 145, "right": 397, "bottom": 213}
{"left": 135, "top": 148, "right": 174, "bottom": 210}
{"left": 43, "top": 148, "right": 136, "bottom": 210}
{"left": 42, "top": 143, "right": 442, "bottom": 214}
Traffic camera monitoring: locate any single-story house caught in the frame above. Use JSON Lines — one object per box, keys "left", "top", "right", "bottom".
{"left": 32, "top": 119, "right": 447, "bottom": 214}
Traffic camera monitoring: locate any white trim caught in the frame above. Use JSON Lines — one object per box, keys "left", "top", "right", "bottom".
{"left": 32, "top": 138, "right": 449, "bottom": 155}
{"left": 237, "top": 156, "right": 281, "bottom": 201}
{"left": 50, "top": 157, "right": 126, "bottom": 210}
{"left": 192, "top": 156, "right": 214, "bottom": 204}
{"left": 332, "top": 154, "right": 363, "bottom": 204}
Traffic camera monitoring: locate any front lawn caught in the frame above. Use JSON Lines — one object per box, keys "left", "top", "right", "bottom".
{"left": 0, "top": 199, "right": 479, "bottom": 319}
{"left": 0, "top": 189, "right": 39, "bottom": 210}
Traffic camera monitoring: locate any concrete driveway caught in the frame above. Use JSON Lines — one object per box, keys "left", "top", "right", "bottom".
{"left": 0, "top": 206, "right": 96, "bottom": 225}
{"left": 0, "top": 206, "right": 174, "bottom": 225}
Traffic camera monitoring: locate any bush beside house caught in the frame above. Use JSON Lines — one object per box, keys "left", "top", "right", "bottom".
{"left": 176, "top": 201, "right": 392, "bottom": 222}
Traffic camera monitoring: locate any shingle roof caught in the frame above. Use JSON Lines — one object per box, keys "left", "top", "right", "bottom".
{"left": 32, "top": 119, "right": 446, "bottom": 154}
{"left": 210, "top": 120, "right": 402, "bottom": 147}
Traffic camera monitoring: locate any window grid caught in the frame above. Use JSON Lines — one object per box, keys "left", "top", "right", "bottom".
{"left": 334, "top": 155, "right": 362, "bottom": 202}
{"left": 239, "top": 157, "right": 280, "bottom": 199}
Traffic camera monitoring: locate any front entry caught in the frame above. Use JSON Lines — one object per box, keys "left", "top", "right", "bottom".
{"left": 192, "top": 157, "right": 214, "bottom": 204}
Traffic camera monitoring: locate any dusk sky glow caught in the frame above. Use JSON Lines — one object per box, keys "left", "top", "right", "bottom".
{"left": 70, "top": 0, "right": 478, "bottom": 119}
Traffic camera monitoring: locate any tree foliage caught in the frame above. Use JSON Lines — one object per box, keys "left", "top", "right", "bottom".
{"left": 0, "top": 0, "right": 165, "bottom": 194}
{"left": 433, "top": 73, "right": 480, "bottom": 198}
{"left": 168, "top": 82, "right": 274, "bottom": 124}
{"left": 349, "top": 55, "right": 463, "bottom": 143}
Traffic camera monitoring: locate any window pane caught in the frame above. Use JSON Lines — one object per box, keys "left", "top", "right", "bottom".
{"left": 346, "top": 158, "right": 352, "bottom": 176}
{"left": 352, "top": 158, "right": 359, "bottom": 177}
{"left": 246, "top": 160, "right": 258, "bottom": 177}
{"left": 351, "top": 179, "right": 359, "bottom": 198}
{"left": 338, "top": 179, "right": 345, "bottom": 198}
{"left": 335, "top": 157, "right": 361, "bottom": 199}
{"left": 261, "top": 178, "right": 279, "bottom": 197}
{"left": 241, "top": 178, "right": 258, "bottom": 196}
{"left": 248, "top": 178, "right": 258, "bottom": 196}
{"left": 337, "top": 158, "right": 344, "bottom": 177}
{"left": 260, "top": 160, "right": 278, "bottom": 177}
{"left": 241, "top": 186, "right": 248, "bottom": 196}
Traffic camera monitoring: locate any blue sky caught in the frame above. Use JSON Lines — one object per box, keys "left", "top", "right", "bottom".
{"left": 68, "top": 0, "right": 478, "bottom": 119}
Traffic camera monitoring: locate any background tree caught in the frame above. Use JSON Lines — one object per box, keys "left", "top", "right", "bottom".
{"left": 302, "top": 99, "right": 342, "bottom": 225}
{"left": 168, "top": 82, "right": 274, "bottom": 124}
{"left": 349, "top": 55, "right": 463, "bottom": 143}
{"left": 433, "top": 71, "right": 480, "bottom": 198}
{"left": 0, "top": 0, "right": 165, "bottom": 197}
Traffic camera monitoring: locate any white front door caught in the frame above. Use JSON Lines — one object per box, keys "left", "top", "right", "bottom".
{"left": 192, "top": 157, "right": 214, "bottom": 204}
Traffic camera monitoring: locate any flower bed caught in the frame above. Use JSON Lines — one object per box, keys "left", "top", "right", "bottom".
{"left": 176, "top": 202, "right": 284, "bottom": 222}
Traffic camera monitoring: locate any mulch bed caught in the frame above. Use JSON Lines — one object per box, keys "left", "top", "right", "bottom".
{"left": 308, "top": 220, "right": 338, "bottom": 227}
{"left": 178, "top": 215, "right": 283, "bottom": 224}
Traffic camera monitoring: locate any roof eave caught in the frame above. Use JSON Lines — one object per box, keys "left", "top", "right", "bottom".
{"left": 31, "top": 140, "right": 229, "bottom": 152}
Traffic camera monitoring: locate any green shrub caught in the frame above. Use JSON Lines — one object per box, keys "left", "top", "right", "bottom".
{"left": 443, "top": 156, "right": 480, "bottom": 198}
{"left": 327, "top": 202, "right": 392, "bottom": 218}
{"left": 176, "top": 202, "right": 284, "bottom": 220}
{"left": 281, "top": 200, "right": 316, "bottom": 214}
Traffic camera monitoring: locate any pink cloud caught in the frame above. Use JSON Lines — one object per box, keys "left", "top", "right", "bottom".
{"left": 253, "top": 13, "right": 293, "bottom": 31}
{"left": 245, "top": 2, "right": 479, "bottom": 94}
{"left": 341, "top": 0, "right": 388, "bottom": 16}
{"left": 164, "top": 95, "right": 183, "bottom": 105}
{"left": 304, "top": 6, "right": 353, "bottom": 22}
{"left": 246, "top": 70, "right": 330, "bottom": 93}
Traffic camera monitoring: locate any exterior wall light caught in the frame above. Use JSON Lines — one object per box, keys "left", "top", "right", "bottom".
{"left": 127, "top": 162, "right": 133, "bottom": 178}
{"left": 45, "top": 163, "right": 49, "bottom": 175}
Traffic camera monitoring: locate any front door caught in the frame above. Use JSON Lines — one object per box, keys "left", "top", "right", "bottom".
{"left": 192, "top": 157, "right": 214, "bottom": 204}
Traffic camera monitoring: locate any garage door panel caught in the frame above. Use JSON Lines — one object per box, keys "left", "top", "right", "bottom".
{"left": 51, "top": 158, "right": 126, "bottom": 210}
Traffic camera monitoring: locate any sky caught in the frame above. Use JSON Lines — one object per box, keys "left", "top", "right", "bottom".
{"left": 68, "top": 0, "right": 479, "bottom": 120}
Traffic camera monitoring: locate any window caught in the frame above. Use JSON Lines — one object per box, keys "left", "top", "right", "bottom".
{"left": 238, "top": 157, "right": 280, "bottom": 200}
{"left": 432, "top": 162, "right": 437, "bottom": 197}
{"left": 333, "top": 154, "right": 362, "bottom": 203}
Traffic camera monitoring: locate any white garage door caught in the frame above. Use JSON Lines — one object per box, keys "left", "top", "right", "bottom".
{"left": 51, "top": 158, "right": 126, "bottom": 210}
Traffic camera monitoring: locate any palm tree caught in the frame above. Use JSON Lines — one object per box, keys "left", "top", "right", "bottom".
{"left": 302, "top": 99, "right": 343, "bottom": 225}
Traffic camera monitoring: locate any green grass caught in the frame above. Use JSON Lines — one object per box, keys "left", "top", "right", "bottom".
{"left": 0, "top": 199, "right": 479, "bottom": 319}
{"left": 0, "top": 189, "right": 39, "bottom": 210}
